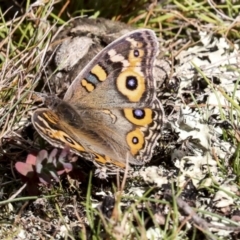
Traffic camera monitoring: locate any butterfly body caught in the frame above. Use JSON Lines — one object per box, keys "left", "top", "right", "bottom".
{"left": 32, "top": 29, "right": 164, "bottom": 172}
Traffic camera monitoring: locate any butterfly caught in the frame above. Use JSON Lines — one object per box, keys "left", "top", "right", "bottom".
{"left": 32, "top": 29, "right": 164, "bottom": 174}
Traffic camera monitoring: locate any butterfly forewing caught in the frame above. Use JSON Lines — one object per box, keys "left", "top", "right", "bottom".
{"left": 64, "top": 29, "right": 159, "bottom": 109}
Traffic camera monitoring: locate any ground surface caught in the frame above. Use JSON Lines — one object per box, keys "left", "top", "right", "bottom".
{"left": 0, "top": 1, "right": 240, "bottom": 239}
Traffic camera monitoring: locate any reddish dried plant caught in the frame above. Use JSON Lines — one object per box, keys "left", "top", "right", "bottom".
{"left": 15, "top": 148, "right": 74, "bottom": 194}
